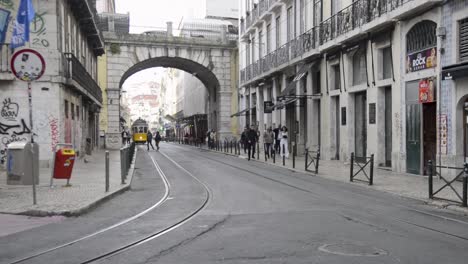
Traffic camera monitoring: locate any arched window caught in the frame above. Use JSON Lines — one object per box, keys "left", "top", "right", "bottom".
{"left": 352, "top": 48, "right": 367, "bottom": 85}
{"left": 406, "top": 20, "right": 437, "bottom": 54}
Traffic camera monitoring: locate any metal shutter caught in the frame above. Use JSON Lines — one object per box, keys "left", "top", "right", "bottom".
{"left": 461, "top": 18, "right": 468, "bottom": 62}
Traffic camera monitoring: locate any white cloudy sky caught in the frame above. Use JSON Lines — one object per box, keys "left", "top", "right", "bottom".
{"left": 116, "top": 0, "right": 206, "bottom": 33}
{"left": 116, "top": 0, "right": 206, "bottom": 89}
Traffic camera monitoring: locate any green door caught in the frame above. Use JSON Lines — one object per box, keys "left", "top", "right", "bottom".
{"left": 406, "top": 104, "right": 421, "bottom": 174}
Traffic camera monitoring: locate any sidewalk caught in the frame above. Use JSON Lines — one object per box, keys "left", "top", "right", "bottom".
{"left": 187, "top": 142, "right": 468, "bottom": 215}
{"left": 0, "top": 149, "right": 134, "bottom": 216}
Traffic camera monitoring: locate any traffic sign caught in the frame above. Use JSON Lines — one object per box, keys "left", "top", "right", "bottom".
{"left": 11, "top": 49, "right": 46, "bottom": 82}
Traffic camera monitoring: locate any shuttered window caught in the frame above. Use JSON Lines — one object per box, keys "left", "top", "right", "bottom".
{"left": 460, "top": 18, "right": 468, "bottom": 62}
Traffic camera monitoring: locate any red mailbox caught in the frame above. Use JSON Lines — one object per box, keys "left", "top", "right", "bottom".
{"left": 53, "top": 148, "right": 76, "bottom": 183}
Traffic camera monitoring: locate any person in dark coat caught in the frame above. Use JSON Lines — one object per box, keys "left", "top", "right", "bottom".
{"left": 273, "top": 125, "right": 281, "bottom": 154}
{"left": 240, "top": 127, "right": 248, "bottom": 154}
{"left": 154, "top": 131, "right": 162, "bottom": 150}
{"left": 246, "top": 125, "right": 258, "bottom": 160}
{"left": 147, "top": 131, "right": 155, "bottom": 151}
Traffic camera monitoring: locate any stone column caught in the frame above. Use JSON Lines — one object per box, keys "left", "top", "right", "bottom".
{"left": 272, "top": 78, "right": 279, "bottom": 128}
{"left": 257, "top": 85, "right": 265, "bottom": 152}
{"left": 264, "top": 85, "right": 272, "bottom": 129}
{"left": 306, "top": 68, "right": 314, "bottom": 149}
{"left": 218, "top": 90, "right": 233, "bottom": 141}
{"left": 280, "top": 74, "right": 287, "bottom": 126}
{"left": 105, "top": 88, "right": 121, "bottom": 149}
{"left": 296, "top": 66, "right": 306, "bottom": 155}
{"left": 167, "top": 22, "right": 173, "bottom": 37}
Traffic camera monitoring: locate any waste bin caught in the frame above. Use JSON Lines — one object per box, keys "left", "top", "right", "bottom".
{"left": 52, "top": 148, "right": 76, "bottom": 182}
{"left": 7, "top": 142, "right": 39, "bottom": 185}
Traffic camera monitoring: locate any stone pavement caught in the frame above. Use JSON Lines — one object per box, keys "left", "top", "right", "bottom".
{"left": 0, "top": 149, "right": 134, "bottom": 216}
{"left": 178, "top": 142, "right": 468, "bottom": 215}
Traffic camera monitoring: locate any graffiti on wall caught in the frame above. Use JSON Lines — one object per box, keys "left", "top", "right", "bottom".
{"left": 1, "top": 98, "right": 19, "bottom": 121}
{"left": 0, "top": 0, "right": 14, "bottom": 10}
{"left": 0, "top": 118, "right": 31, "bottom": 164}
{"left": 49, "top": 116, "right": 59, "bottom": 152}
{"left": 31, "top": 11, "right": 49, "bottom": 47}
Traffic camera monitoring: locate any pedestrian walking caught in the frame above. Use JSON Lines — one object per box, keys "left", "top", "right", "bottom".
{"left": 280, "top": 126, "right": 289, "bottom": 158}
{"left": 121, "top": 130, "right": 128, "bottom": 146}
{"left": 246, "top": 125, "right": 257, "bottom": 160}
{"left": 126, "top": 129, "right": 131, "bottom": 144}
{"left": 147, "top": 131, "right": 155, "bottom": 151}
{"left": 206, "top": 130, "right": 211, "bottom": 148}
{"left": 210, "top": 129, "right": 216, "bottom": 149}
{"left": 154, "top": 131, "right": 162, "bottom": 150}
{"left": 240, "top": 127, "right": 248, "bottom": 154}
{"left": 263, "top": 127, "right": 274, "bottom": 159}
{"left": 273, "top": 125, "right": 281, "bottom": 154}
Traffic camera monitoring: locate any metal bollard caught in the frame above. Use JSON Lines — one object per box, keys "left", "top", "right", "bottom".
{"left": 257, "top": 142, "right": 260, "bottom": 160}
{"left": 120, "top": 148, "right": 125, "bottom": 184}
{"left": 428, "top": 160, "right": 433, "bottom": 198}
{"left": 292, "top": 142, "right": 296, "bottom": 169}
{"left": 315, "top": 150, "right": 320, "bottom": 174}
{"left": 463, "top": 163, "right": 468, "bottom": 207}
{"left": 369, "top": 154, "right": 374, "bottom": 186}
{"left": 282, "top": 144, "right": 285, "bottom": 166}
{"left": 105, "top": 151, "right": 110, "bottom": 192}
{"left": 304, "top": 148, "right": 308, "bottom": 171}
{"left": 350, "top": 152, "right": 354, "bottom": 182}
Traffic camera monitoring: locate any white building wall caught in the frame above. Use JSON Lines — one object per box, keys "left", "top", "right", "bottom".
{"left": 0, "top": 0, "right": 101, "bottom": 167}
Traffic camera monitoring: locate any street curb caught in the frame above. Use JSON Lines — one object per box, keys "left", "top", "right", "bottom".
{"left": 13, "top": 148, "right": 138, "bottom": 217}
{"left": 195, "top": 145, "right": 468, "bottom": 216}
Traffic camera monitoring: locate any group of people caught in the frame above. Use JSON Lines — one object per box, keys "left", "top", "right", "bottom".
{"left": 240, "top": 125, "right": 289, "bottom": 161}
{"left": 146, "top": 131, "right": 162, "bottom": 151}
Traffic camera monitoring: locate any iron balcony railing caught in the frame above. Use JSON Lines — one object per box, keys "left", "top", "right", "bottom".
{"left": 64, "top": 53, "right": 103, "bottom": 103}
{"left": 240, "top": 0, "right": 413, "bottom": 84}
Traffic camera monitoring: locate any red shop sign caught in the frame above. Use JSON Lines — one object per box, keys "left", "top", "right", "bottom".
{"left": 418, "top": 78, "right": 435, "bottom": 103}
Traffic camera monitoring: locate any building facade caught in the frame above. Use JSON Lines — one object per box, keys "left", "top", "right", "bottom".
{"left": 0, "top": 0, "right": 104, "bottom": 167}
{"left": 238, "top": 0, "right": 467, "bottom": 175}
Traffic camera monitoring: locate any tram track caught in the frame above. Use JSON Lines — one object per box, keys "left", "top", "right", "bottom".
{"left": 166, "top": 143, "right": 468, "bottom": 242}
{"left": 8, "top": 148, "right": 212, "bottom": 264}
{"left": 80, "top": 150, "right": 212, "bottom": 263}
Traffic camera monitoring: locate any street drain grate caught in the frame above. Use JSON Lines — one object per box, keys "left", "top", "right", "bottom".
{"left": 318, "top": 243, "right": 387, "bottom": 257}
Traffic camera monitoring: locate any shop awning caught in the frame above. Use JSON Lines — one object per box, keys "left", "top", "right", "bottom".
{"left": 230, "top": 108, "right": 250, "bottom": 117}
{"left": 280, "top": 62, "right": 315, "bottom": 97}
{"left": 442, "top": 62, "right": 468, "bottom": 80}
{"left": 273, "top": 98, "right": 298, "bottom": 110}
{"left": 165, "top": 114, "right": 177, "bottom": 122}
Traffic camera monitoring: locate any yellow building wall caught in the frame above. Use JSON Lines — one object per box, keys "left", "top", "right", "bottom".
{"left": 98, "top": 52, "right": 108, "bottom": 133}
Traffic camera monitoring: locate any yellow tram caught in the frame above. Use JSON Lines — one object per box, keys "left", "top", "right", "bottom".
{"left": 131, "top": 118, "right": 149, "bottom": 144}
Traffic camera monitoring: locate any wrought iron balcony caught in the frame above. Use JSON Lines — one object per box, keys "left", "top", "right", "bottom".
{"left": 240, "top": 0, "right": 415, "bottom": 85}
{"left": 64, "top": 53, "right": 103, "bottom": 103}
{"left": 243, "top": 0, "right": 280, "bottom": 34}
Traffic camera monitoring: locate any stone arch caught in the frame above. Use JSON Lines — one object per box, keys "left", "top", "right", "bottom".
{"left": 454, "top": 93, "right": 468, "bottom": 163}
{"left": 104, "top": 43, "right": 234, "bottom": 149}
{"left": 119, "top": 56, "right": 220, "bottom": 96}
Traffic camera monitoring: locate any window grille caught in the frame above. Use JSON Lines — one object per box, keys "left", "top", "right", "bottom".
{"left": 460, "top": 18, "right": 468, "bottom": 62}
{"left": 406, "top": 20, "right": 437, "bottom": 54}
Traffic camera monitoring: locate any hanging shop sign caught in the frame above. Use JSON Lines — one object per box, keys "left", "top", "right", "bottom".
{"left": 418, "top": 78, "right": 436, "bottom": 103}
{"left": 264, "top": 101, "right": 274, "bottom": 113}
{"left": 406, "top": 47, "right": 437, "bottom": 73}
